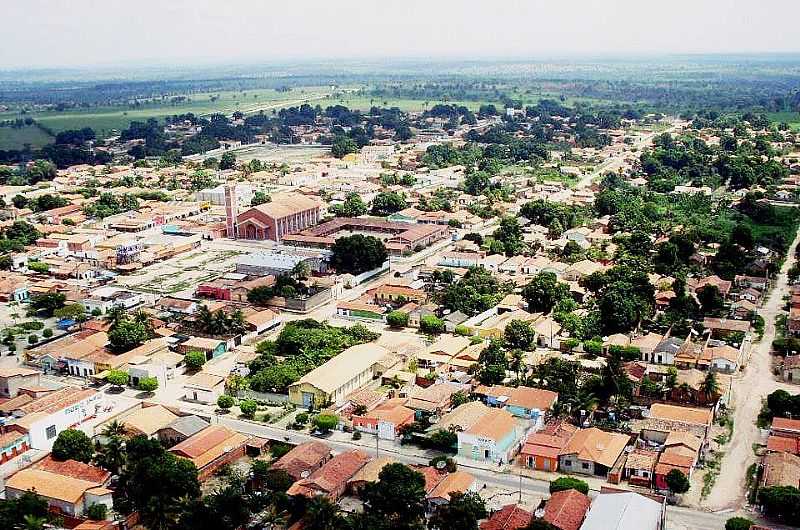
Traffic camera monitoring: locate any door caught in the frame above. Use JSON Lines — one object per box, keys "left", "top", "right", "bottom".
{"left": 302, "top": 392, "right": 314, "bottom": 409}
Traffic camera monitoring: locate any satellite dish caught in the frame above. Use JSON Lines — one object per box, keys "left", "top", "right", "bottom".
{"left": 300, "top": 470, "right": 310, "bottom": 479}
{"left": 435, "top": 460, "right": 447, "bottom": 470}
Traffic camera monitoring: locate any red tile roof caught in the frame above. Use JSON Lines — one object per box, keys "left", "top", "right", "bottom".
{"left": 767, "top": 435, "right": 800, "bottom": 455}
{"left": 33, "top": 456, "right": 110, "bottom": 484}
{"left": 480, "top": 504, "right": 533, "bottom": 530}
{"left": 169, "top": 425, "right": 235, "bottom": 458}
{"left": 286, "top": 450, "right": 370, "bottom": 498}
{"left": 772, "top": 417, "right": 800, "bottom": 434}
{"left": 543, "top": 489, "right": 592, "bottom": 530}
{"left": 271, "top": 441, "right": 331, "bottom": 480}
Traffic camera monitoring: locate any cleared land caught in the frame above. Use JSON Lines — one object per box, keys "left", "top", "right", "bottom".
{"left": 0, "top": 124, "right": 53, "bottom": 150}
{"left": 768, "top": 111, "right": 800, "bottom": 130}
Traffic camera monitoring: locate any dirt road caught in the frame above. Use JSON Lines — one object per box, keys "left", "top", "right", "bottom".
{"left": 703, "top": 225, "right": 800, "bottom": 510}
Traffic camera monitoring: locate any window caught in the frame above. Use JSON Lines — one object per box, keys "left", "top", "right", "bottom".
{"left": 582, "top": 462, "right": 590, "bottom": 470}
{"left": 564, "top": 459, "right": 572, "bottom": 467}
{"left": 46, "top": 425, "right": 57, "bottom": 439}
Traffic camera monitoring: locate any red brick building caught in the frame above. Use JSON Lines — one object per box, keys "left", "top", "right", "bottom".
{"left": 235, "top": 193, "right": 321, "bottom": 242}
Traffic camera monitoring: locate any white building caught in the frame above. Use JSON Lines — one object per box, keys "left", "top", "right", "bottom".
{"left": 12, "top": 389, "right": 104, "bottom": 451}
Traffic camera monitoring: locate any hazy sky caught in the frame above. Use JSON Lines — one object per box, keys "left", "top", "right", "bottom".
{"left": 3, "top": 0, "right": 799, "bottom": 69}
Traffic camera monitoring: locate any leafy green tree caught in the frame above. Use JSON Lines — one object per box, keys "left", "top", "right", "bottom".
{"left": 330, "top": 234, "right": 388, "bottom": 274}
{"left": 0, "top": 491, "right": 50, "bottom": 529}
{"left": 108, "top": 318, "right": 151, "bottom": 352}
{"left": 304, "top": 496, "right": 345, "bottom": 530}
{"left": 698, "top": 285, "right": 725, "bottom": 315}
{"left": 428, "top": 491, "right": 486, "bottom": 530}
{"left": 524, "top": 520, "right": 560, "bottom": 530}
{"left": 137, "top": 377, "right": 158, "bottom": 393}
{"left": 549, "top": 477, "right": 589, "bottom": 495}
{"left": 331, "top": 135, "right": 358, "bottom": 158}
{"left": 86, "top": 503, "right": 107, "bottom": 520}
{"left": 52, "top": 429, "right": 94, "bottom": 463}
{"left": 427, "top": 429, "right": 457, "bottom": 451}
{"left": 184, "top": 350, "right": 206, "bottom": 371}
{"left": 219, "top": 152, "right": 236, "bottom": 170}
{"left": 759, "top": 485, "right": 800, "bottom": 525}
{"left": 725, "top": 516, "right": 754, "bottom": 530}
{"left": 217, "top": 395, "right": 235, "bottom": 411}
{"left": 250, "top": 191, "right": 270, "bottom": 206}
{"left": 114, "top": 435, "right": 201, "bottom": 530}
{"left": 440, "top": 267, "right": 508, "bottom": 316}
{"left": 477, "top": 339, "right": 509, "bottom": 385}
{"left": 359, "top": 463, "right": 427, "bottom": 530}
{"left": 522, "top": 272, "right": 570, "bottom": 313}
{"left": 330, "top": 192, "right": 367, "bottom": 217}
{"left": 666, "top": 468, "right": 691, "bottom": 494}
{"left": 492, "top": 216, "right": 525, "bottom": 256}
{"left": 371, "top": 191, "right": 407, "bottom": 216}
{"left": 464, "top": 171, "right": 491, "bottom": 195}
{"left": 53, "top": 303, "right": 86, "bottom": 321}
{"left": 106, "top": 369, "right": 129, "bottom": 388}
{"left": 504, "top": 320, "right": 536, "bottom": 350}
{"left": 386, "top": 311, "right": 409, "bottom": 328}
{"left": 313, "top": 413, "right": 339, "bottom": 433}
{"left": 420, "top": 315, "right": 445, "bottom": 334}
{"left": 239, "top": 399, "right": 257, "bottom": 419}
{"left": 30, "top": 293, "right": 66, "bottom": 316}
{"left": 27, "top": 261, "right": 49, "bottom": 273}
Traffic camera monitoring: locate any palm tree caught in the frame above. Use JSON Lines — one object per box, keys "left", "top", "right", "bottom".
{"left": 101, "top": 420, "right": 127, "bottom": 439}
{"left": 304, "top": 497, "right": 343, "bottom": 530}
{"left": 510, "top": 349, "right": 526, "bottom": 382}
{"left": 22, "top": 515, "right": 47, "bottom": 530}
{"left": 196, "top": 305, "right": 214, "bottom": 333}
{"left": 700, "top": 371, "right": 720, "bottom": 400}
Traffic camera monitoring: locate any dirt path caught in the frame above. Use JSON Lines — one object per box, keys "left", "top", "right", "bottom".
{"left": 703, "top": 225, "right": 800, "bottom": 510}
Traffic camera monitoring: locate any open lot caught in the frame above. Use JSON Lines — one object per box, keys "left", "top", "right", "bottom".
{"left": 0, "top": 124, "right": 53, "bottom": 150}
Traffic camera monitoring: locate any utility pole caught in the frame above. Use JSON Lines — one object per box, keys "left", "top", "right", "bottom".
{"left": 375, "top": 430, "right": 380, "bottom": 458}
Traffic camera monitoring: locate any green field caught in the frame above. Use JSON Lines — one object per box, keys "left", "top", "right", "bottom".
{"left": 0, "top": 86, "right": 336, "bottom": 142}
{"left": 768, "top": 111, "right": 800, "bottom": 131}
{"left": 0, "top": 125, "right": 53, "bottom": 150}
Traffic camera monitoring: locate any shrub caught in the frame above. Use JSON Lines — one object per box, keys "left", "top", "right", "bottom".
{"left": 725, "top": 517, "right": 754, "bottom": 530}
{"left": 27, "top": 334, "right": 38, "bottom": 344}
{"left": 386, "top": 310, "right": 409, "bottom": 328}
{"left": 270, "top": 441, "right": 292, "bottom": 459}
{"left": 86, "top": 503, "right": 108, "bottom": 521}
{"left": 239, "top": 399, "right": 257, "bottom": 418}
{"left": 313, "top": 413, "right": 339, "bottom": 433}
{"left": 42, "top": 328, "right": 53, "bottom": 338}
{"left": 666, "top": 468, "right": 691, "bottom": 494}
{"left": 454, "top": 325, "right": 472, "bottom": 336}
{"left": 295, "top": 412, "right": 310, "bottom": 425}
{"left": 137, "top": 377, "right": 158, "bottom": 393}
{"left": 549, "top": 477, "right": 589, "bottom": 495}
{"left": 352, "top": 431, "right": 362, "bottom": 440}
{"left": 420, "top": 315, "right": 445, "bottom": 334}
{"left": 427, "top": 429, "right": 457, "bottom": 452}
{"left": 20, "top": 321, "right": 45, "bottom": 331}
{"left": 184, "top": 350, "right": 206, "bottom": 371}
{"left": 52, "top": 429, "right": 94, "bottom": 463}
{"left": 217, "top": 394, "right": 235, "bottom": 410}
{"left": 106, "top": 369, "right": 129, "bottom": 388}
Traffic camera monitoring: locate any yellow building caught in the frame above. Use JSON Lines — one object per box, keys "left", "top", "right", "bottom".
{"left": 288, "top": 343, "right": 391, "bottom": 408}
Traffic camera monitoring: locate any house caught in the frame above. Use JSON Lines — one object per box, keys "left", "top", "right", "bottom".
{"left": 480, "top": 504, "right": 532, "bottom": 530}
{"left": 782, "top": 355, "right": 800, "bottom": 383}
{"left": 183, "top": 372, "right": 226, "bottom": 404}
{"left": 351, "top": 399, "right": 415, "bottom": 440}
{"left": 650, "top": 337, "right": 683, "bottom": 366}
{"left": 648, "top": 403, "right": 714, "bottom": 443}
{"left": 579, "top": 490, "right": 665, "bottom": 530}
{"left": 5, "top": 456, "right": 113, "bottom": 519}
{"left": 768, "top": 417, "right": 800, "bottom": 453}
{"left": 177, "top": 336, "right": 227, "bottom": 361}
{"left": 480, "top": 504, "right": 533, "bottom": 530}
{"left": 157, "top": 415, "right": 210, "bottom": 447}
{"left": 558, "top": 427, "right": 629, "bottom": 478}
{"left": 347, "top": 456, "right": 395, "bottom": 493}
{"left": 702, "top": 317, "right": 750, "bottom": 337}
{"left": 427, "top": 470, "right": 477, "bottom": 506}
{"left": 475, "top": 384, "right": 557, "bottom": 426}
{"left": 624, "top": 449, "right": 658, "bottom": 488}
{"left": 271, "top": 441, "right": 332, "bottom": 481}
{"left": 286, "top": 449, "right": 370, "bottom": 500}
{"left": 10, "top": 388, "right": 103, "bottom": 451}
{"left": 654, "top": 450, "right": 696, "bottom": 492}
{"left": 457, "top": 408, "right": 520, "bottom": 464}
{"left": 245, "top": 309, "right": 281, "bottom": 334}
{"left": 761, "top": 451, "right": 800, "bottom": 488}
{"left": 236, "top": 192, "right": 321, "bottom": 242}
{"left": 288, "top": 343, "right": 392, "bottom": 408}
{"left": 169, "top": 425, "right": 250, "bottom": 480}
{"left": 99, "top": 403, "right": 177, "bottom": 439}
{"left": 407, "top": 382, "right": 462, "bottom": 414}
{"left": 0, "top": 367, "right": 41, "bottom": 398}
{"left": 707, "top": 344, "right": 740, "bottom": 373}
{"left": 543, "top": 488, "right": 592, "bottom": 530}
{"left": 520, "top": 420, "right": 578, "bottom": 472}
